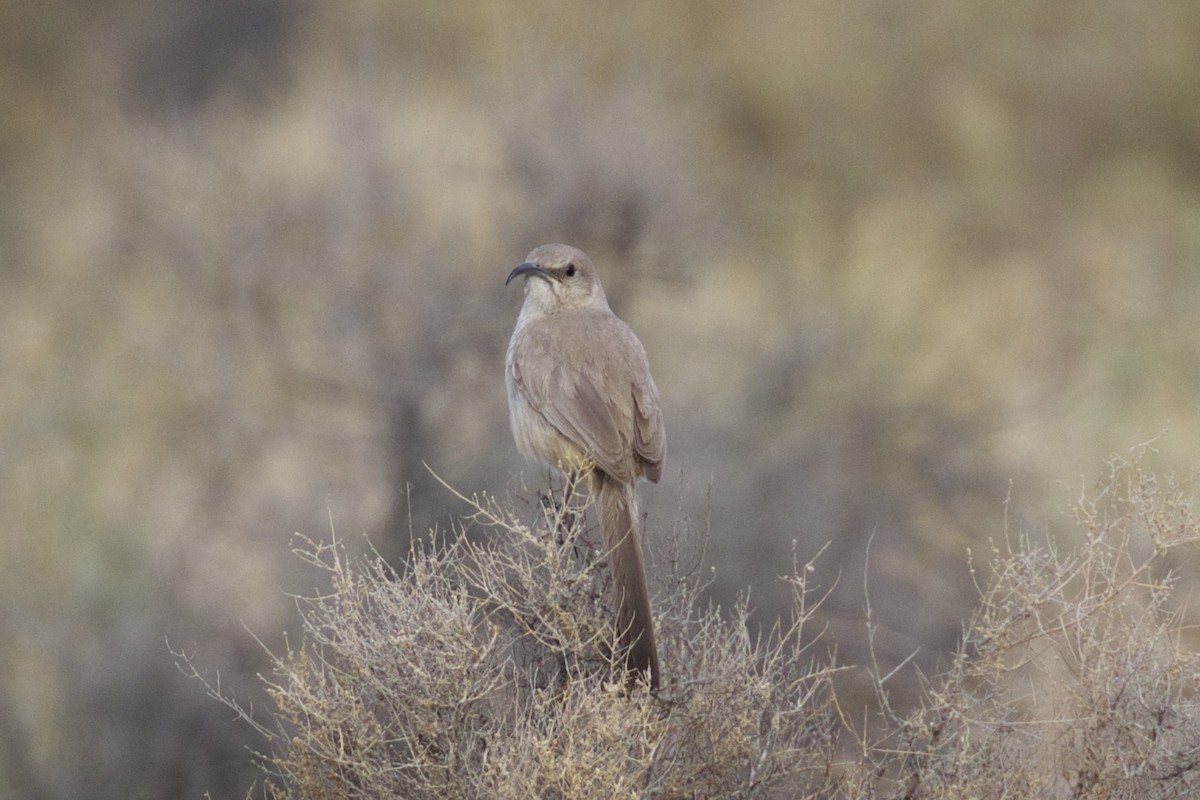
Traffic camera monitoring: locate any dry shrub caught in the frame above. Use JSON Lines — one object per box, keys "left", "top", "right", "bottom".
{"left": 191, "top": 474, "right": 844, "bottom": 799}
{"left": 849, "top": 449, "right": 1200, "bottom": 799}
{"left": 183, "top": 450, "right": 1200, "bottom": 799}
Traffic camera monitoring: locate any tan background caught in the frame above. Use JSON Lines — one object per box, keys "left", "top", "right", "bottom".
{"left": 3, "top": 1, "right": 1199, "bottom": 796}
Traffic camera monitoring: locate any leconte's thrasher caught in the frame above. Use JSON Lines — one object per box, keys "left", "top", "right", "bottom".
{"left": 505, "top": 243, "right": 665, "bottom": 689}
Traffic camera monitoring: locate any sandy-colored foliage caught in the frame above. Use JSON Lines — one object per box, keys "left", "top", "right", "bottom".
{"left": 846, "top": 451, "right": 1200, "bottom": 798}
{"left": 184, "top": 451, "right": 1200, "bottom": 799}
{"left": 188, "top": 475, "right": 842, "bottom": 798}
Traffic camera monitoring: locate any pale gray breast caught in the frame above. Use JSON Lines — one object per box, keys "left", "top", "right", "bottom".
{"left": 505, "top": 324, "right": 593, "bottom": 472}
{"left": 507, "top": 308, "right": 663, "bottom": 482}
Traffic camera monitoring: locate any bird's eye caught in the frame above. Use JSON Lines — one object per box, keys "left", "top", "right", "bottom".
{"left": 565, "top": 262, "right": 577, "bottom": 277}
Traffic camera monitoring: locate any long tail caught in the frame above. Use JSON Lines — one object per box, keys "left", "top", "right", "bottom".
{"left": 594, "top": 474, "right": 660, "bottom": 690}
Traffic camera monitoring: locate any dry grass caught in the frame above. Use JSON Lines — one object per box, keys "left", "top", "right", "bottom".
{"left": 182, "top": 449, "right": 1200, "bottom": 799}
{"left": 183, "top": 473, "right": 843, "bottom": 798}
{"left": 846, "top": 449, "right": 1200, "bottom": 798}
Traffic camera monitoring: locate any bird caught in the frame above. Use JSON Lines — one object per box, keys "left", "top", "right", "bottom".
{"left": 505, "top": 243, "right": 666, "bottom": 690}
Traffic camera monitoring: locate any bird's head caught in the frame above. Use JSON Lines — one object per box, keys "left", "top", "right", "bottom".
{"left": 506, "top": 243, "right": 608, "bottom": 313}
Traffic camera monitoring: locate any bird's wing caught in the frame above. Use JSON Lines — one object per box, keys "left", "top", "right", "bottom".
{"left": 511, "top": 311, "right": 658, "bottom": 483}
{"left": 631, "top": 370, "right": 666, "bottom": 483}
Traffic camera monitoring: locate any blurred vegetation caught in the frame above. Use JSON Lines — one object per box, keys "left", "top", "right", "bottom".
{"left": 2, "top": 0, "right": 1200, "bottom": 797}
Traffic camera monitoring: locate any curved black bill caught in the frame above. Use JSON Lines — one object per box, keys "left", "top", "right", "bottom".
{"left": 506, "top": 261, "right": 545, "bottom": 285}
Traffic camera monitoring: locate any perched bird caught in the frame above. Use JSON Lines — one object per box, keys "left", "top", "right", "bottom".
{"left": 505, "top": 244, "right": 665, "bottom": 689}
